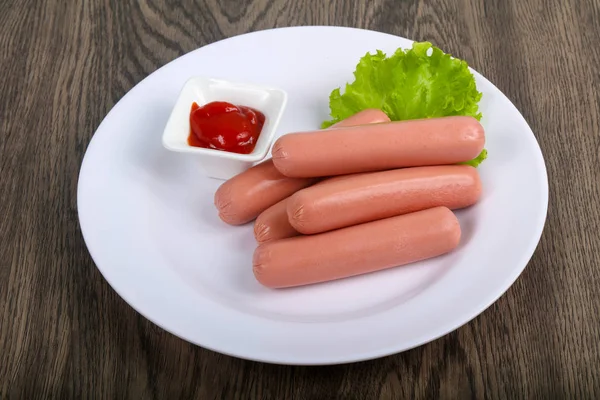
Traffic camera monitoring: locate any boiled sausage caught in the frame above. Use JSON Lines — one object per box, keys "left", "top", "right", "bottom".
{"left": 253, "top": 207, "right": 461, "bottom": 288}
{"left": 272, "top": 116, "right": 485, "bottom": 177}
{"left": 288, "top": 165, "right": 481, "bottom": 234}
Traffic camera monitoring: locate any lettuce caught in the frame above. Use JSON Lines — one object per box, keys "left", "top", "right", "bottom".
{"left": 460, "top": 148, "right": 487, "bottom": 167}
{"left": 322, "top": 42, "right": 486, "bottom": 167}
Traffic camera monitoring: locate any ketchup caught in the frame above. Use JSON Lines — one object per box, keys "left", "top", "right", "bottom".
{"left": 188, "top": 101, "right": 265, "bottom": 154}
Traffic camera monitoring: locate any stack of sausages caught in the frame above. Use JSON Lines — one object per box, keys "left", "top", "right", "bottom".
{"left": 214, "top": 109, "right": 485, "bottom": 289}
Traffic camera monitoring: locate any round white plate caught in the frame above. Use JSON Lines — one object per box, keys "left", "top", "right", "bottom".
{"left": 78, "top": 26, "right": 548, "bottom": 365}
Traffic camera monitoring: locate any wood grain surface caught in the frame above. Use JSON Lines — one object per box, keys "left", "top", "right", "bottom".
{"left": 1, "top": 0, "right": 599, "bottom": 398}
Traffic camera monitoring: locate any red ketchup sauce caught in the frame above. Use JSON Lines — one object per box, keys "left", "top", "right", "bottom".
{"left": 188, "top": 101, "right": 265, "bottom": 154}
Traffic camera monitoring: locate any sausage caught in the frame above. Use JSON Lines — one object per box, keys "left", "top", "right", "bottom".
{"left": 214, "top": 160, "right": 315, "bottom": 225}
{"left": 329, "top": 109, "right": 390, "bottom": 128}
{"left": 253, "top": 206, "right": 461, "bottom": 288}
{"left": 272, "top": 116, "right": 485, "bottom": 177}
{"left": 254, "top": 198, "right": 299, "bottom": 243}
{"left": 288, "top": 165, "right": 481, "bottom": 234}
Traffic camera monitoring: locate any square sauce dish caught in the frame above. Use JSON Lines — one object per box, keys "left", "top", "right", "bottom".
{"left": 162, "top": 77, "right": 288, "bottom": 180}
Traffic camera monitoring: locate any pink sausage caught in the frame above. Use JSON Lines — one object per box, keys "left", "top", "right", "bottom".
{"left": 329, "top": 109, "right": 390, "bottom": 128}
{"left": 272, "top": 116, "right": 485, "bottom": 178}
{"left": 253, "top": 206, "right": 461, "bottom": 288}
{"left": 214, "top": 160, "right": 315, "bottom": 225}
{"left": 288, "top": 165, "right": 481, "bottom": 235}
{"left": 254, "top": 198, "right": 299, "bottom": 243}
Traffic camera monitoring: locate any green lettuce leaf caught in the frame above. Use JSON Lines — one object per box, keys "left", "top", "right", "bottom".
{"left": 322, "top": 42, "right": 486, "bottom": 166}
{"left": 460, "top": 148, "right": 487, "bottom": 167}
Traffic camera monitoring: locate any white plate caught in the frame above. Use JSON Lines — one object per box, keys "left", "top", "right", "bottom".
{"left": 78, "top": 26, "right": 548, "bottom": 365}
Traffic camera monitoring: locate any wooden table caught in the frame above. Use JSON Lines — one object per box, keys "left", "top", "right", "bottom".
{"left": 2, "top": 0, "right": 599, "bottom": 398}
